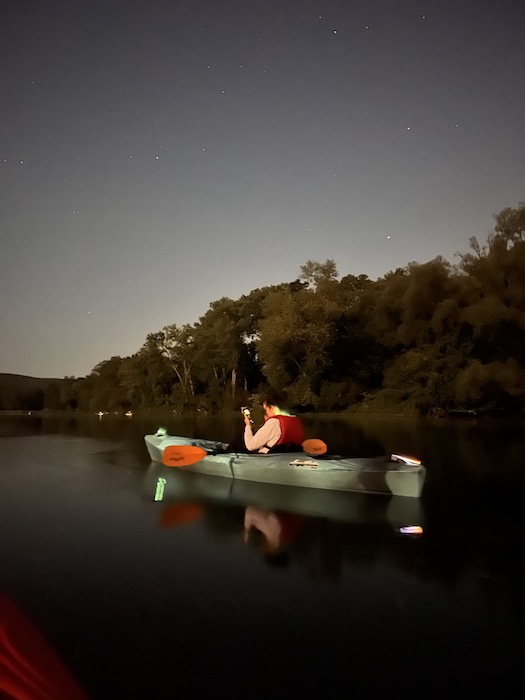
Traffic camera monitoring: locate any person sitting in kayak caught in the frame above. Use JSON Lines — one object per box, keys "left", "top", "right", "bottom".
{"left": 242, "top": 390, "right": 305, "bottom": 453}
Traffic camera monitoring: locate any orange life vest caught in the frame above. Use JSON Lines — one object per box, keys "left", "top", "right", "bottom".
{"left": 266, "top": 415, "right": 305, "bottom": 450}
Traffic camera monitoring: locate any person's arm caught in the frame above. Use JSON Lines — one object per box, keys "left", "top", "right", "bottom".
{"left": 244, "top": 419, "right": 281, "bottom": 452}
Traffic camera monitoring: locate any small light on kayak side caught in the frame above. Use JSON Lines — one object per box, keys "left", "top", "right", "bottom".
{"left": 399, "top": 525, "right": 423, "bottom": 535}
{"left": 390, "top": 453, "right": 422, "bottom": 466}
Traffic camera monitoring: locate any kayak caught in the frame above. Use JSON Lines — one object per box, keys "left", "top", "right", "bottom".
{"left": 144, "top": 431, "right": 426, "bottom": 498}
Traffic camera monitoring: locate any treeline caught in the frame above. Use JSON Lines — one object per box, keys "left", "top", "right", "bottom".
{"left": 0, "top": 374, "right": 63, "bottom": 411}
{"left": 17, "top": 205, "right": 525, "bottom": 416}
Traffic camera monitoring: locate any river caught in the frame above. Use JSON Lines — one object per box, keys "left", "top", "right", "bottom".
{"left": 1, "top": 412, "right": 524, "bottom": 698}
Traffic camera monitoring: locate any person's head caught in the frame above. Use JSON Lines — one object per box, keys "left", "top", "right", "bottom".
{"left": 262, "top": 390, "right": 289, "bottom": 419}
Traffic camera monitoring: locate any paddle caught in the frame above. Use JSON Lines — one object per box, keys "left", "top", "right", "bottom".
{"left": 302, "top": 438, "right": 328, "bottom": 455}
{"left": 162, "top": 439, "right": 328, "bottom": 467}
{"left": 162, "top": 445, "right": 208, "bottom": 467}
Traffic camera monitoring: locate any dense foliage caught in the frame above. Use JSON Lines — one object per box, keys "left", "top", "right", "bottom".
{"left": 4, "top": 206, "right": 524, "bottom": 416}
{"left": 0, "top": 374, "right": 63, "bottom": 411}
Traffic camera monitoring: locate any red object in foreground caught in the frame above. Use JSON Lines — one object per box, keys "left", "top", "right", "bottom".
{"left": 162, "top": 445, "right": 208, "bottom": 467}
{"left": 0, "top": 592, "right": 89, "bottom": 700}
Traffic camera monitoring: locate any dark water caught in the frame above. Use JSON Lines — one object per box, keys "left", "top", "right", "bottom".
{"left": 1, "top": 413, "right": 525, "bottom": 699}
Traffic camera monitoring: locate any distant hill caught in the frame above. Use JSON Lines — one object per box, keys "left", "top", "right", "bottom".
{"left": 0, "top": 373, "right": 63, "bottom": 389}
{"left": 0, "top": 373, "right": 64, "bottom": 411}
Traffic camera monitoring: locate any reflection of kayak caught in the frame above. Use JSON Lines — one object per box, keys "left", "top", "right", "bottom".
{"left": 145, "top": 464, "right": 426, "bottom": 528}
{"left": 144, "top": 433, "right": 426, "bottom": 498}
{"left": 0, "top": 592, "right": 89, "bottom": 700}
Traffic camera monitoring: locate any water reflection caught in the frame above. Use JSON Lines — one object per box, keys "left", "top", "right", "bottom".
{"left": 147, "top": 466, "right": 426, "bottom": 582}
{"left": 243, "top": 506, "right": 305, "bottom": 568}
{"left": 2, "top": 416, "right": 525, "bottom": 696}
{"left": 147, "top": 463, "right": 525, "bottom": 593}
{"left": 147, "top": 464, "right": 426, "bottom": 526}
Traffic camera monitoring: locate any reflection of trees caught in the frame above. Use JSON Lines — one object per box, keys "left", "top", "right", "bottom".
{"left": 305, "top": 415, "right": 525, "bottom": 487}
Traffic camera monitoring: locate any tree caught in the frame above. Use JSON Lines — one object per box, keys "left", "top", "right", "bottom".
{"left": 299, "top": 259, "right": 338, "bottom": 290}
{"left": 194, "top": 298, "right": 247, "bottom": 404}
{"left": 43, "top": 382, "right": 62, "bottom": 410}
{"left": 456, "top": 358, "right": 525, "bottom": 411}
{"left": 457, "top": 213, "right": 525, "bottom": 367}
{"left": 257, "top": 281, "right": 338, "bottom": 405}
{"left": 148, "top": 325, "right": 196, "bottom": 403}
{"left": 119, "top": 343, "right": 174, "bottom": 409}
{"left": 493, "top": 205, "right": 525, "bottom": 247}
{"left": 87, "top": 356, "right": 130, "bottom": 412}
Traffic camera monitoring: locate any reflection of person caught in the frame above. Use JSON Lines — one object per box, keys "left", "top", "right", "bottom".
{"left": 243, "top": 390, "right": 305, "bottom": 453}
{"left": 243, "top": 506, "right": 305, "bottom": 567}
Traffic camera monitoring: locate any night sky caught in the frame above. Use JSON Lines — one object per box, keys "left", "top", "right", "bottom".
{"left": 2, "top": 0, "right": 524, "bottom": 378}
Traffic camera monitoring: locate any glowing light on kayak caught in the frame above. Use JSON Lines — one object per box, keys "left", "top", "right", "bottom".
{"left": 399, "top": 525, "right": 423, "bottom": 535}
{"left": 154, "top": 477, "right": 166, "bottom": 502}
{"left": 391, "top": 453, "right": 422, "bottom": 466}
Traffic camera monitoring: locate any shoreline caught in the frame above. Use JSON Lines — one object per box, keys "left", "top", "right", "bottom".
{"left": 1, "top": 408, "right": 522, "bottom": 422}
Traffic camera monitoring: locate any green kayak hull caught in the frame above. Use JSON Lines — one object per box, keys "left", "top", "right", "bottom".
{"left": 145, "top": 433, "right": 426, "bottom": 499}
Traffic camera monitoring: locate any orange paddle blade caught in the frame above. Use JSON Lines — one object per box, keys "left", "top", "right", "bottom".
{"left": 162, "top": 445, "right": 207, "bottom": 467}
{"left": 302, "top": 439, "right": 328, "bottom": 455}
